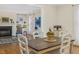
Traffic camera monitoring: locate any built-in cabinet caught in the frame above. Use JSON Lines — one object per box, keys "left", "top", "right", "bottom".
{"left": 16, "top": 14, "right": 29, "bottom": 35}
{"left": 16, "top": 14, "right": 42, "bottom": 36}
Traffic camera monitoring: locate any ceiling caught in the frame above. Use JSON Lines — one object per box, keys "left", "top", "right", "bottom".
{"left": 0, "top": 4, "right": 41, "bottom": 14}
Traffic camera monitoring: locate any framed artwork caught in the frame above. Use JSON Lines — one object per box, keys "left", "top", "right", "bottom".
{"left": 35, "top": 16, "right": 41, "bottom": 29}
{"left": 2, "top": 17, "right": 9, "bottom": 23}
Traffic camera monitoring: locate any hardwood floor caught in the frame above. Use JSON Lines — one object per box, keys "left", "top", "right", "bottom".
{"left": 0, "top": 43, "right": 20, "bottom": 54}
{"left": 71, "top": 45, "right": 79, "bottom": 54}
{"left": 0, "top": 43, "right": 79, "bottom": 54}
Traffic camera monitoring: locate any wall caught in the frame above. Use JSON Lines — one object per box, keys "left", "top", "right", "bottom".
{"left": 41, "top": 4, "right": 75, "bottom": 39}
{"left": 0, "top": 11, "right": 16, "bottom": 36}
{"left": 56, "top": 5, "right": 74, "bottom": 38}
{"left": 41, "top": 5, "right": 57, "bottom": 37}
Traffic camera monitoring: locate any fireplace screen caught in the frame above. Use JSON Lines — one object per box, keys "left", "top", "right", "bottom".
{"left": 0, "top": 26, "right": 12, "bottom": 37}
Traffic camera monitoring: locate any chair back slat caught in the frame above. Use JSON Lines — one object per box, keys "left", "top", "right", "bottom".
{"left": 17, "top": 34, "right": 29, "bottom": 54}
{"left": 60, "top": 32, "right": 72, "bottom": 54}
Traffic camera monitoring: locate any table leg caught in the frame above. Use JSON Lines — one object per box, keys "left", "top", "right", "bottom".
{"left": 70, "top": 41, "right": 74, "bottom": 54}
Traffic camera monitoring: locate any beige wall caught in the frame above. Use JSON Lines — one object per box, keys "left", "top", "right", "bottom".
{"left": 41, "top": 5, "right": 57, "bottom": 37}
{"left": 56, "top": 5, "right": 74, "bottom": 38}
{"left": 41, "top": 5, "right": 74, "bottom": 38}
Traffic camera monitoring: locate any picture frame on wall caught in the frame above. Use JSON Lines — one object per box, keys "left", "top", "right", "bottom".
{"left": 35, "top": 16, "right": 41, "bottom": 29}
{"left": 1, "top": 17, "right": 9, "bottom": 23}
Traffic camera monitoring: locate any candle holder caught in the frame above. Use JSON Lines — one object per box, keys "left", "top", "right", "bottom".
{"left": 53, "top": 25, "right": 62, "bottom": 31}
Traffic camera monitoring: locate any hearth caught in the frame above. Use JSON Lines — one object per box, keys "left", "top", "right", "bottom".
{"left": 0, "top": 26, "right": 12, "bottom": 37}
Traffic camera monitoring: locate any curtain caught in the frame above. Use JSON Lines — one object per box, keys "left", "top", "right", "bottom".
{"left": 74, "top": 5, "right": 79, "bottom": 45}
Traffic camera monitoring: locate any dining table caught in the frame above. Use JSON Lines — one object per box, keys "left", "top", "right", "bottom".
{"left": 28, "top": 37, "right": 74, "bottom": 54}
{"left": 28, "top": 37, "right": 61, "bottom": 54}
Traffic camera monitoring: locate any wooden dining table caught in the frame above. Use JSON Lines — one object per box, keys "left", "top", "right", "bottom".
{"left": 28, "top": 37, "right": 74, "bottom": 54}
{"left": 28, "top": 38, "right": 61, "bottom": 54}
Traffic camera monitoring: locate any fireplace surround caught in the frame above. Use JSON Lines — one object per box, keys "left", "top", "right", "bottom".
{"left": 0, "top": 26, "right": 12, "bottom": 37}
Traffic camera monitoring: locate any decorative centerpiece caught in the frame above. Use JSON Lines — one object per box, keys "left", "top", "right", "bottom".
{"left": 44, "top": 28, "right": 56, "bottom": 42}
{"left": 53, "top": 25, "right": 62, "bottom": 37}
{"left": 53, "top": 25, "right": 62, "bottom": 31}
{"left": 47, "top": 28, "right": 54, "bottom": 40}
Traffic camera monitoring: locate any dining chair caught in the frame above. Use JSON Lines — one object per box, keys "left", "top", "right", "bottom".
{"left": 33, "top": 31, "right": 39, "bottom": 39}
{"left": 17, "top": 34, "right": 29, "bottom": 54}
{"left": 60, "top": 32, "right": 72, "bottom": 54}
{"left": 33, "top": 31, "right": 43, "bottom": 39}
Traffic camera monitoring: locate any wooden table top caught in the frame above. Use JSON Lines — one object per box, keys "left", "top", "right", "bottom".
{"left": 28, "top": 38, "right": 61, "bottom": 51}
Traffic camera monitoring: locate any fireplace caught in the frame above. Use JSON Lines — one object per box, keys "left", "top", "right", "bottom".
{"left": 0, "top": 26, "right": 12, "bottom": 37}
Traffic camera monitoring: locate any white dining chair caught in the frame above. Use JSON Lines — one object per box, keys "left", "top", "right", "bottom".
{"left": 17, "top": 34, "right": 29, "bottom": 54}
{"left": 33, "top": 31, "right": 39, "bottom": 39}
{"left": 60, "top": 32, "right": 72, "bottom": 54}
{"left": 33, "top": 31, "right": 43, "bottom": 39}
